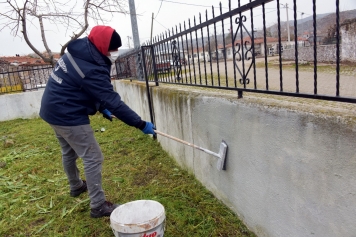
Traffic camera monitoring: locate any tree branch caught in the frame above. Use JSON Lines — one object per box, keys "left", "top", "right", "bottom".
{"left": 60, "top": 0, "right": 89, "bottom": 55}
{"left": 1, "top": 0, "right": 128, "bottom": 60}
{"left": 21, "top": 0, "right": 45, "bottom": 60}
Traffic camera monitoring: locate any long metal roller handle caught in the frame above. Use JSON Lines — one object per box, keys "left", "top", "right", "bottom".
{"left": 154, "top": 130, "right": 220, "bottom": 158}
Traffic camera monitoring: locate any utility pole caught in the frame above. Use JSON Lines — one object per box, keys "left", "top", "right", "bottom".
{"left": 128, "top": 0, "right": 143, "bottom": 80}
{"left": 150, "top": 13, "right": 154, "bottom": 45}
{"left": 128, "top": 0, "right": 140, "bottom": 48}
{"left": 301, "top": 12, "right": 305, "bottom": 46}
{"left": 127, "top": 36, "right": 131, "bottom": 48}
{"left": 301, "top": 12, "right": 305, "bottom": 38}
{"left": 281, "top": 3, "right": 290, "bottom": 43}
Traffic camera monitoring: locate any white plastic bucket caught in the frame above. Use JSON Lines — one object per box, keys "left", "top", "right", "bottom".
{"left": 110, "top": 200, "right": 165, "bottom": 237}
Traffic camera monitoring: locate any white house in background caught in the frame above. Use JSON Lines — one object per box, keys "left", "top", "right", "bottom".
{"left": 153, "top": 48, "right": 189, "bottom": 65}
{"left": 210, "top": 44, "right": 225, "bottom": 61}
{"left": 161, "top": 36, "right": 309, "bottom": 64}
{"left": 223, "top": 37, "right": 282, "bottom": 59}
{"left": 221, "top": 36, "right": 316, "bottom": 59}
{"left": 184, "top": 47, "right": 210, "bottom": 63}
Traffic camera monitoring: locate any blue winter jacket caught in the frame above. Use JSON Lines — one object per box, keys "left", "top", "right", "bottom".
{"left": 40, "top": 37, "right": 143, "bottom": 127}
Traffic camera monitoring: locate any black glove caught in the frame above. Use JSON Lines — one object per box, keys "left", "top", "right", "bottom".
{"left": 101, "top": 109, "right": 113, "bottom": 122}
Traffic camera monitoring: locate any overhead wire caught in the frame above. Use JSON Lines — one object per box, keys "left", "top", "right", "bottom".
{"left": 159, "top": 0, "right": 228, "bottom": 9}
{"left": 149, "top": 8, "right": 280, "bottom": 40}
{"left": 154, "top": 19, "right": 169, "bottom": 30}
{"left": 159, "top": 0, "right": 276, "bottom": 10}
{"left": 285, "top": 5, "right": 312, "bottom": 16}
{"left": 148, "top": 1, "right": 280, "bottom": 41}
{"left": 155, "top": 1, "right": 163, "bottom": 19}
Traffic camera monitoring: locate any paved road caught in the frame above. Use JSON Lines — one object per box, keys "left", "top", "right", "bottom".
{"left": 175, "top": 57, "right": 356, "bottom": 98}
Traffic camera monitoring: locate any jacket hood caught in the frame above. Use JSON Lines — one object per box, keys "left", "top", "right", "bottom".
{"left": 88, "top": 25, "right": 115, "bottom": 56}
{"left": 67, "top": 37, "right": 111, "bottom": 66}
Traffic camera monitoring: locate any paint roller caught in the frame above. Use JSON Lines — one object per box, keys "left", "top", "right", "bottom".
{"left": 154, "top": 130, "right": 228, "bottom": 171}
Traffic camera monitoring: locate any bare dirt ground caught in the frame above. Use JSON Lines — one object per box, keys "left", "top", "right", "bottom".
{"left": 187, "top": 56, "right": 356, "bottom": 98}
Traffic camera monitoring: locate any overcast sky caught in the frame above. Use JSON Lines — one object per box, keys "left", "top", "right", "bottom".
{"left": 0, "top": 0, "right": 355, "bottom": 56}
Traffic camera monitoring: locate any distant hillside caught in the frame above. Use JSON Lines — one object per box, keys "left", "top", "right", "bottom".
{"left": 268, "top": 9, "right": 356, "bottom": 38}
{"left": 150, "top": 9, "right": 356, "bottom": 50}
{"left": 299, "top": 9, "right": 356, "bottom": 34}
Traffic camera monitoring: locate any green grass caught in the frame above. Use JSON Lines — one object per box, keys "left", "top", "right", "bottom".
{"left": 0, "top": 115, "right": 255, "bottom": 237}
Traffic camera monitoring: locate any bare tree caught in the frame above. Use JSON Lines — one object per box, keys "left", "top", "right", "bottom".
{"left": 0, "top": 0, "right": 128, "bottom": 65}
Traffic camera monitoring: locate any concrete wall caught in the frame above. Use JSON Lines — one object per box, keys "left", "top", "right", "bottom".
{"left": 113, "top": 80, "right": 356, "bottom": 237}
{"left": 282, "top": 19, "right": 356, "bottom": 63}
{"left": 341, "top": 19, "right": 356, "bottom": 62}
{"left": 2, "top": 82, "right": 356, "bottom": 237}
{"left": 282, "top": 45, "right": 337, "bottom": 62}
{"left": 0, "top": 90, "right": 44, "bottom": 121}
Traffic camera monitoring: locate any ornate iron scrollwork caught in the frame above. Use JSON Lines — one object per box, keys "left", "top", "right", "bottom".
{"left": 171, "top": 40, "right": 182, "bottom": 81}
{"left": 233, "top": 15, "right": 254, "bottom": 86}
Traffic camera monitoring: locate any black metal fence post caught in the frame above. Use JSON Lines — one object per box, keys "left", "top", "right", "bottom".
{"left": 141, "top": 46, "right": 157, "bottom": 139}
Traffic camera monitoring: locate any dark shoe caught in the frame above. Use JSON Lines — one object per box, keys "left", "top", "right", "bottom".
{"left": 70, "top": 180, "right": 87, "bottom": 197}
{"left": 90, "top": 201, "right": 119, "bottom": 218}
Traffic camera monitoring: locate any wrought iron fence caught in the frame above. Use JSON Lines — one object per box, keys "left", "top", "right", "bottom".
{"left": 113, "top": 48, "right": 145, "bottom": 81}
{"left": 0, "top": 65, "right": 52, "bottom": 94}
{"left": 113, "top": 50, "right": 136, "bottom": 79}
{"left": 116, "top": 0, "right": 356, "bottom": 104}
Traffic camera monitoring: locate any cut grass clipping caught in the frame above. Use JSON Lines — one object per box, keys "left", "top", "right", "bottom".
{"left": 0, "top": 115, "right": 256, "bottom": 237}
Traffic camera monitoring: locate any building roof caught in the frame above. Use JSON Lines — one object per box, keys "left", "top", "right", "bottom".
{"left": 224, "top": 37, "right": 280, "bottom": 49}
{"left": 0, "top": 53, "right": 61, "bottom": 66}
